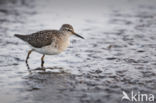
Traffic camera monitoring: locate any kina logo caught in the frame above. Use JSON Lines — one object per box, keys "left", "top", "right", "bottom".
{"left": 121, "top": 91, "right": 155, "bottom": 102}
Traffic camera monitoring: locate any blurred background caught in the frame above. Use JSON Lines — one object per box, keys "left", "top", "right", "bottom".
{"left": 0, "top": 0, "right": 156, "bottom": 103}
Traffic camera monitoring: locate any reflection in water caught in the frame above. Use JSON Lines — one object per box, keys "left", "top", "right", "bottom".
{"left": 26, "top": 61, "right": 68, "bottom": 74}
{"left": 24, "top": 66, "right": 71, "bottom": 92}
{"left": 22, "top": 67, "right": 73, "bottom": 103}
{"left": 26, "top": 61, "right": 46, "bottom": 73}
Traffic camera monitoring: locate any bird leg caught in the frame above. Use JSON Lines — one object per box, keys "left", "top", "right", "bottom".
{"left": 41, "top": 54, "right": 45, "bottom": 67}
{"left": 26, "top": 50, "right": 33, "bottom": 64}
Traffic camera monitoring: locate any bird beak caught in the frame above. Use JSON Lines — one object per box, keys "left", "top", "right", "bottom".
{"left": 73, "top": 32, "right": 84, "bottom": 39}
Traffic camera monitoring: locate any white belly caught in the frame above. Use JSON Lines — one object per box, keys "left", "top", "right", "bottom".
{"left": 32, "top": 45, "right": 60, "bottom": 55}
{"left": 28, "top": 38, "right": 69, "bottom": 55}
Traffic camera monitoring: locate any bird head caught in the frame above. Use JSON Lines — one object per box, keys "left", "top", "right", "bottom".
{"left": 60, "top": 24, "right": 84, "bottom": 39}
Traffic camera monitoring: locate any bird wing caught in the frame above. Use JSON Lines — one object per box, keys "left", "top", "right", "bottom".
{"left": 25, "top": 30, "right": 59, "bottom": 48}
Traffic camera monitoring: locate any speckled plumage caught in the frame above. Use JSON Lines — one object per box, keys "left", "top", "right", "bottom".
{"left": 15, "top": 30, "right": 63, "bottom": 48}
{"left": 14, "top": 24, "right": 84, "bottom": 67}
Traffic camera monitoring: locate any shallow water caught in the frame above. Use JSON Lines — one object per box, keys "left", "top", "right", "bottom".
{"left": 0, "top": 0, "right": 156, "bottom": 103}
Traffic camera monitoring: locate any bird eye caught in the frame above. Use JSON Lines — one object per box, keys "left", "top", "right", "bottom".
{"left": 68, "top": 29, "right": 71, "bottom": 31}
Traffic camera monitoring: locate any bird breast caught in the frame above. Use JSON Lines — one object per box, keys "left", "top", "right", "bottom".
{"left": 54, "top": 37, "right": 70, "bottom": 53}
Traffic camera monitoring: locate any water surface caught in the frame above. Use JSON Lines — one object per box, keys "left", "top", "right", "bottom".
{"left": 0, "top": 0, "right": 156, "bottom": 103}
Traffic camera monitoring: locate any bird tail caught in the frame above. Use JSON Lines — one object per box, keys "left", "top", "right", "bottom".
{"left": 14, "top": 34, "right": 27, "bottom": 41}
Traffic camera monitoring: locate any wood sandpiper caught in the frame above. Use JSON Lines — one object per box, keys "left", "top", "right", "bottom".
{"left": 15, "top": 24, "right": 84, "bottom": 67}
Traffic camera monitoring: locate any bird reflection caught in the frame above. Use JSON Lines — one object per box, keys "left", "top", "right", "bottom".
{"left": 26, "top": 62, "right": 68, "bottom": 74}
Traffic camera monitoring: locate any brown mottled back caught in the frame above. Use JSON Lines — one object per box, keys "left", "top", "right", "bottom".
{"left": 15, "top": 30, "right": 61, "bottom": 48}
